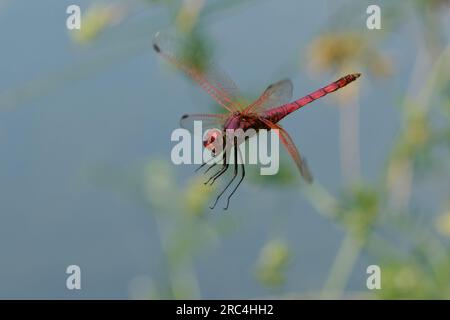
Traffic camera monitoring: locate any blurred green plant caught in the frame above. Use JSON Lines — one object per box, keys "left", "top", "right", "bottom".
{"left": 88, "top": 0, "right": 450, "bottom": 300}
{"left": 70, "top": 3, "right": 127, "bottom": 44}
{"left": 7, "top": 0, "right": 447, "bottom": 299}
{"left": 254, "top": 239, "right": 292, "bottom": 290}
{"left": 140, "top": 159, "right": 238, "bottom": 298}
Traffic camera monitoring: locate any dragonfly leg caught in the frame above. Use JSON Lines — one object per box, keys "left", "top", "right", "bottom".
{"left": 205, "top": 164, "right": 228, "bottom": 185}
{"left": 196, "top": 162, "right": 217, "bottom": 175}
{"left": 224, "top": 147, "right": 245, "bottom": 210}
{"left": 210, "top": 139, "right": 238, "bottom": 210}
{"left": 204, "top": 151, "right": 228, "bottom": 185}
{"left": 209, "top": 164, "right": 229, "bottom": 186}
{"left": 195, "top": 150, "right": 220, "bottom": 172}
{"left": 195, "top": 162, "right": 209, "bottom": 172}
{"left": 204, "top": 162, "right": 217, "bottom": 174}
{"left": 209, "top": 146, "right": 235, "bottom": 185}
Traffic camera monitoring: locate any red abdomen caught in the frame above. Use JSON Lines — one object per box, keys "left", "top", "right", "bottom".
{"left": 262, "top": 73, "right": 361, "bottom": 123}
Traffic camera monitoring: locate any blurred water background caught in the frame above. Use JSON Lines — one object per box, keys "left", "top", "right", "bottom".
{"left": 0, "top": 0, "right": 449, "bottom": 299}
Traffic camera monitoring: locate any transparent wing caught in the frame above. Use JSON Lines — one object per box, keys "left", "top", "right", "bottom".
{"left": 180, "top": 113, "right": 226, "bottom": 135}
{"left": 153, "top": 31, "right": 246, "bottom": 112}
{"left": 206, "top": 64, "right": 249, "bottom": 110}
{"left": 244, "top": 79, "right": 293, "bottom": 114}
{"left": 259, "top": 118, "right": 313, "bottom": 183}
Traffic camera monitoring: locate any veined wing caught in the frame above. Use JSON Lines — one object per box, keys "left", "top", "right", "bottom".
{"left": 180, "top": 113, "right": 226, "bottom": 134}
{"left": 244, "top": 79, "right": 293, "bottom": 114}
{"left": 259, "top": 118, "right": 313, "bottom": 183}
{"left": 153, "top": 31, "right": 246, "bottom": 113}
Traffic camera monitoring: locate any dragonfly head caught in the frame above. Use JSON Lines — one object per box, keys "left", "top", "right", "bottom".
{"left": 203, "top": 128, "right": 223, "bottom": 155}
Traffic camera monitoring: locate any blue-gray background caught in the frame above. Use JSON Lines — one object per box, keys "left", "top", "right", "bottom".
{"left": 0, "top": 0, "right": 444, "bottom": 298}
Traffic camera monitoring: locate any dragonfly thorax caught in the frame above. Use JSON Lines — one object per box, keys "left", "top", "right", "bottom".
{"left": 224, "top": 113, "right": 266, "bottom": 132}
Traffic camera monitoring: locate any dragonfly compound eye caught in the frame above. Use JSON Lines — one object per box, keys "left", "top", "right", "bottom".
{"left": 203, "top": 129, "right": 223, "bottom": 154}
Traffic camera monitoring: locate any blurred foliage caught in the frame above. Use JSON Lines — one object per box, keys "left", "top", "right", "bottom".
{"left": 140, "top": 159, "right": 239, "bottom": 298}
{"left": 70, "top": 3, "right": 126, "bottom": 44}
{"left": 436, "top": 211, "right": 450, "bottom": 237}
{"left": 3, "top": 0, "right": 449, "bottom": 299}
{"left": 93, "top": 0, "right": 449, "bottom": 299}
{"left": 335, "top": 185, "right": 380, "bottom": 241}
{"left": 246, "top": 157, "right": 300, "bottom": 187}
{"left": 307, "top": 32, "right": 393, "bottom": 79}
{"left": 254, "top": 239, "right": 292, "bottom": 290}
{"left": 175, "top": 29, "right": 213, "bottom": 74}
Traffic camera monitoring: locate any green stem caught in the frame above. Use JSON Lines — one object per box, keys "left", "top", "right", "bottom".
{"left": 321, "top": 232, "right": 363, "bottom": 299}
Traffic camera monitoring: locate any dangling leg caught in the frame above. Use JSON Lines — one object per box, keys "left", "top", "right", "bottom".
{"left": 195, "top": 149, "right": 221, "bottom": 173}
{"left": 224, "top": 146, "right": 245, "bottom": 210}
{"left": 204, "top": 150, "right": 229, "bottom": 185}
{"left": 209, "top": 138, "right": 239, "bottom": 209}
{"left": 208, "top": 163, "right": 229, "bottom": 186}
{"left": 204, "top": 162, "right": 217, "bottom": 174}
{"left": 195, "top": 162, "right": 210, "bottom": 172}
{"left": 204, "top": 137, "right": 229, "bottom": 184}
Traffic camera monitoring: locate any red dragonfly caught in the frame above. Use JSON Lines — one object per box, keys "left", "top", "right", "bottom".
{"left": 153, "top": 31, "right": 361, "bottom": 210}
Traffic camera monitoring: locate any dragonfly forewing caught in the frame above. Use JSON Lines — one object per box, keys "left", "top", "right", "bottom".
{"left": 153, "top": 30, "right": 247, "bottom": 113}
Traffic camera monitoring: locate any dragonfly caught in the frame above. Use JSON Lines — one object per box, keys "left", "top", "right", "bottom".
{"left": 153, "top": 31, "right": 361, "bottom": 210}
